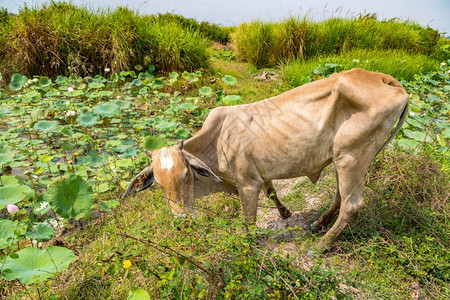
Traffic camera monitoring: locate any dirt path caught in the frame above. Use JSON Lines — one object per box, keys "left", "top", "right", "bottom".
{"left": 256, "top": 178, "right": 310, "bottom": 240}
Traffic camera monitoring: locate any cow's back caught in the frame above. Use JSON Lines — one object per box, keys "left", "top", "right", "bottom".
{"left": 216, "top": 69, "right": 408, "bottom": 181}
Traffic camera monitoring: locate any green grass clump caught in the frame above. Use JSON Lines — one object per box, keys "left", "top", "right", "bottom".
{"left": 151, "top": 13, "right": 233, "bottom": 44}
{"left": 281, "top": 49, "right": 440, "bottom": 86}
{"left": 136, "top": 18, "right": 209, "bottom": 73}
{"left": 0, "top": 2, "right": 211, "bottom": 78}
{"left": 233, "top": 21, "right": 277, "bottom": 68}
{"left": 233, "top": 15, "right": 443, "bottom": 68}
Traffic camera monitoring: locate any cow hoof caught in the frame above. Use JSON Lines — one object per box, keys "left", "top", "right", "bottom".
{"left": 280, "top": 208, "right": 292, "bottom": 219}
{"left": 308, "top": 223, "right": 326, "bottom": 232}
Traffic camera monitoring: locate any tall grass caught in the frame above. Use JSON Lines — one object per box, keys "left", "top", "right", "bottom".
{"left": 151, "top": 13, "right": 233, "bottom": 44}
{"left": 0, "top": 2, "right": 214, "bottom": 78}
{"left": 233, "top": 21, "right": 276, "bottom": 68}
{"left": 233, "top": 15, "right": 444, "bottom": 67}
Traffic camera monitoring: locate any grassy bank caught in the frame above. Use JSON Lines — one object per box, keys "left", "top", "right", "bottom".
{"left": 0, "top": 2, "right": 231, "bottom": 78}
{"left": 233, "top": 15, "right": 447, "bottom": 68}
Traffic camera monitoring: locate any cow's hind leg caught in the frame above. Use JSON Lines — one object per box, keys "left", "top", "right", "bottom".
{"left": 309, "top": 160, "right": 367, "bottom": 256}
{"left": 309, "top": 172, "right": 341, "bottom": 231}
{"left": 265, "top": 181, "right": 291, "bottom": 219}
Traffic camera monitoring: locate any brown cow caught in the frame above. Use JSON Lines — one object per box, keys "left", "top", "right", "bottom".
{"left": 124, "top": 68, "right": 409, "bottom": 254}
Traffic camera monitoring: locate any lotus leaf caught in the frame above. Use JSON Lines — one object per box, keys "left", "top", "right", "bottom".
{"left": 93, "top": 103, "right": 120, "bottom": 118}
{"left": 9, "top": 74, "right": 28, "bottom": 91}
{"left": 34, "top": 120, "right": 59, "bottom": 132}
{"left": 143, "top": 136, "right": 167, "bottom": 151}
{"left": 175, "top": 128, "right": 190, "bottom": 139}
{"left": 12, "top": 107, "right": 25, "bottom": 116}
{"left": 100, "top": 200, "right": 120, "bottom": 213}
{"left": 88, "top": 82, "right": 104, "bottom": 89}
{"left": 223, "top": 95, "right": 243, "bottom": 106}
{"left": 116, "top": 159, "right": 133, "bottom": 169}
{"left": 128, "top": 288, "right": 150, "bottom": 300}
{"left": 25, "top": 223, "right": 55, "bottom": 241}
{"left": 222, "top": 75, "right": 237, "bottom": 86}
{"left": 77, "top": 112, "right": 99, "bottom": 127}
{"left": 154, "top": 120, "right": 176, "bottom": 131}
{"left": 0, "top": 219, "right": 18, "bottom": 249}
{"left": 0, "top": 184, "right": 33, "bottom": 209}
{"left": 0, "top": 152, "right": 15, "bottom": 167}
{"left": 151, "top": 79, "right": 164, "bottom": 89}
{"left": 147, "top": 65, "right": 155, "bottom": 73}
{"left": 1, "top": 246, "right": 74, "bottom": 284}
{"left": 38, "top": 77, "right": 51, "bottom": 87}
{"left": 64, "top": 89, "right": 84, "bottom": 97}
{"left": 30, "top": 109, "right": 45, "bottom": 121}
{"left": 85, "top": 153, "right": 107, "bottom": 167}
{"left": 113, "top": 100, "right": 131, "bottom": 110}
{"left": 47, "top": 175, "right": 95, "bottom": 219}
{"left": 132, "top": 79, "right": 142, "bottom": 87}
{"left": 403, "top": 129, "right": 432, "bottom": 142}
{"left": 99, "top": 90, "right": 113, "bottom": 97}
{"left": 0, "top": 108, "right": 10, "bottom": 117}
{"left": 55, "top": 76, "right": 68, "bottom": 85}
{"left": 199, "top": 86, "right": 213, "bottom": 97}
{"left": 178, "top": 103, "right": 198, "bottom": 110}
{"left": 0, "top": 176, "right": 20, "bottom": 186}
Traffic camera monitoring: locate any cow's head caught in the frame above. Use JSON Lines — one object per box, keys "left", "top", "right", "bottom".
{"left": 123, "top": 140, "right": 222, "bottom": 217}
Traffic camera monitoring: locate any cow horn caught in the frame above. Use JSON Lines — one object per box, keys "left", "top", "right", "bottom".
{"left": 144, "top": 149, "right": 153, "bottom": 158}
{"left": 177, "top": 139, "right": 184, "bottom": 151}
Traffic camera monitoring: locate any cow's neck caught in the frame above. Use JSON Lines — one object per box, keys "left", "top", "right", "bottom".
{"left": 183, "top": 120, "right": 223, "bottom": 175}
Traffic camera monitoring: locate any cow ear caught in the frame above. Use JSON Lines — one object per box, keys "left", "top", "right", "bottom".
{"left": 122, "top": 165, "right": 155, "bottom": 198}
{"left": 177, "top": 139, "right": 184, "bottom": 151}
{"left": 183, "top": 151, "right": 222, "bottom": 182}
{"left": 144, "top": 149, "right": 153, "bottom": 158}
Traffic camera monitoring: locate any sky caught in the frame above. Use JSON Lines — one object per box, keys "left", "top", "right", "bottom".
{"left": 1, "top": 0, "right": 449, "bottom": 34}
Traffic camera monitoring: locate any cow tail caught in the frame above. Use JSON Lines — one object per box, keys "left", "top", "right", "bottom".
{"left": 373, "top": 98, "right": 409, "bottom": 161}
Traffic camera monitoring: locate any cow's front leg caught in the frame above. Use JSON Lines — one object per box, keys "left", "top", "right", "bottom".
{"left": 264, "top": 181, "right": 291, "bottom": 219}
{"left": 238, "top": 184, "right": 262, "bottom": 224}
